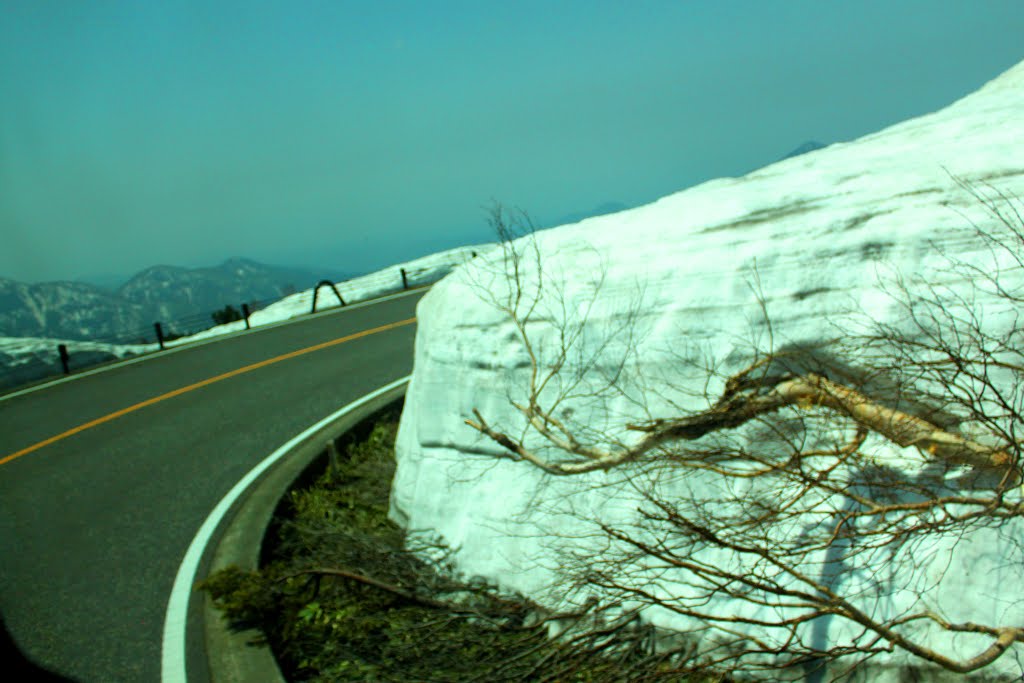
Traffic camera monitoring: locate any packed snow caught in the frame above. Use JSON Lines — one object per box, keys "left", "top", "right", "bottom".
{"left": 0, "top": 245, "right": 488, "bottom": 390}
{"left": 391, "top": 60, "right": 1024, "bottom": 680}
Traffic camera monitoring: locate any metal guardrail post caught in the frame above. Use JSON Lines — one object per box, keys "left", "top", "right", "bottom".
{"left": 154, "top": 322, "right": 165, "bottom": 350}
{"left": 310, "top": 280, "right": 345, "bottom": 314}
{"left": 400, "top": 268, "right": 408, "bottom": 290}
{"left": 58, "top": 344, "right": 70, "bottom": 375}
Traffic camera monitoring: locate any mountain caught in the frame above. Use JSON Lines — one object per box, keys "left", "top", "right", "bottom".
{"left": 115, "top": 258, "right": 347, "bottom": 326}
{"left": 73, "top": 272, "right": 132, "bottom": 292}
{"left": 393, "top": 60, "right": 1024, "bottom": 679}
{"left": 740, "top": 140, "right": 831, "bottom": 176}
{"left": 0, "top": 278, "right": 149, "bottom": 342}
{"left": 0, "top": 259, "right": 355, "bottom": 342}
{"left": 778, "top": 140, "right": 827, "bottom": 160}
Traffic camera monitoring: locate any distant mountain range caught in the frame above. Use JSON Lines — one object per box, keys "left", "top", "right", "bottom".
{"left": 0, "top": 258, "right": 357, "bottom": 342}
{"left": 1, "top": 143, "right": 824, "bottom": 344}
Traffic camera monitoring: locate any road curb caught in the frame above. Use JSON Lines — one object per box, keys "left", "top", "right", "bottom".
{"left": 200, "top": 380, "right": 409, "bottom": 682}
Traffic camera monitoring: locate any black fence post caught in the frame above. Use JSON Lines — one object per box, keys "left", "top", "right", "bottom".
{"left": 154, "top": 322, "right": 165, "bottom": 350}
{"left": 311, "top": 280, "right": 346, "bottom": 314}
{"left": 241, "top": 303, "right": 251, "bottom": 330}
{"left": 57, "top": 344, "right": 70, "bottom": 375}
{"left": 400, "top": 268, "right": 408, "bottom": 290}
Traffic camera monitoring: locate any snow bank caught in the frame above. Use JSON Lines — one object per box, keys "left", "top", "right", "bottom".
{"left": 0, "top": 336, "right": 155, "bottom": 390}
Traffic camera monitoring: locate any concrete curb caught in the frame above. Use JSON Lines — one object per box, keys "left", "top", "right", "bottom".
{"left": 201, "top": 381, "right": 409, "bottom": 682}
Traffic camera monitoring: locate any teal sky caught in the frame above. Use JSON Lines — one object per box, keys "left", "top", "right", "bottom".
{"left": 1, "top": 1, "right": 1023, "bottom": 284}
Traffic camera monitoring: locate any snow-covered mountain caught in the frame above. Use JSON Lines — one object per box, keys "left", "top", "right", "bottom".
{"left": 392, "top": 61, "right": 1024, "bottom": 680}
{"left": 115, "top": 258, "right": 351, "bottom": 325}
{"left": 0, "top": 258, "right": 351, "bottom": 342}
{"left": 0, "top": 278, "right": 149, "bottom": 341}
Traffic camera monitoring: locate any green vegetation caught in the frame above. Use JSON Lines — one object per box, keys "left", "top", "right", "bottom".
{"left": 211, "top": 304, "right": 244, "bottom": 326}
{"left": 201, "top": 410, "right": 719, "bottom": 682}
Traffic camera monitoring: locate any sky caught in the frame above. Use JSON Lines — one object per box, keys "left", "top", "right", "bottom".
{"left": 1, "top": 1, "right": 1022, "bottom": 285}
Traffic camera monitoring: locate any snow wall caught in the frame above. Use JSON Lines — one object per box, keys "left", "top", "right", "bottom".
{"left": 392, "top": 60, "right": 1024, "bottom": 681}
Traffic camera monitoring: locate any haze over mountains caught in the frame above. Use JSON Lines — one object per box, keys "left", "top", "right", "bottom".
{"left": 0, "top": 258, "right": 355, "bottom": 342}
{"left": 1, "top": 137, "right": 828, "bottom": 346}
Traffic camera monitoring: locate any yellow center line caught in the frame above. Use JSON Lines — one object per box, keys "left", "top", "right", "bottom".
{"left": 0, "top": 317, "right": 416, "bottom": 467}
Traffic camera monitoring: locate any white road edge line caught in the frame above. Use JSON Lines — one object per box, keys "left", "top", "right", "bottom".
{"left": 160, "top": 375, "right": 412, "bottom": 683}
{"left": 0, "top": 287, "right": 425, "bottom": 403}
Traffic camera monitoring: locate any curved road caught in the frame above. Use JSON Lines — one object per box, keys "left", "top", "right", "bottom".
{"left": 0, "top": 290, "right": 425, "bottom": 682}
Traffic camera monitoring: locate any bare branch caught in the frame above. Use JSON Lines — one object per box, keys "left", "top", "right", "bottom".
{"left": 458, "top": 181, "right": 1024, "bottom": 677}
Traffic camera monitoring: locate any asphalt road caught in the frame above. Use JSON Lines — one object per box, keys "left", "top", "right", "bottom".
{"left": 0, "top": 290, "right": 425, "bottom": 682}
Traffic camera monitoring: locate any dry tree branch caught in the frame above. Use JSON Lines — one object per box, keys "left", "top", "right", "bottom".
{"left": 459, "top": 182, "right": 1024, "bottom": 677}
{"left": 468, "top": 368, "right": 1016, "bottom": 477}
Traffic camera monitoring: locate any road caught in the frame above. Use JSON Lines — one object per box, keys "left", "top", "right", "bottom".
{"left": 0, "top": 290, "right": 425, "bottom": 682}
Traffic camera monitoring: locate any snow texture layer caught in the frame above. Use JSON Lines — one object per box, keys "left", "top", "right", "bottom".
{"left": 392, "top": 61, "right": 1024, "bottom": 680}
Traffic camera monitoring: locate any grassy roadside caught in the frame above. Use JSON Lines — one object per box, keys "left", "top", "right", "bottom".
{"left": 200, "top": 410, "right": 718, "bottom": 682}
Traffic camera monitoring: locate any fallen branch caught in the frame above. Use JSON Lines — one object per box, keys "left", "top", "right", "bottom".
{"left": 276, "top": 567, "right": 537, "bottom": 619}
{"left": 277, "top": 567, "right": 458, "bottom": 611}
{"left": 468, "top": 367, "right": 1017, "bottom": 478}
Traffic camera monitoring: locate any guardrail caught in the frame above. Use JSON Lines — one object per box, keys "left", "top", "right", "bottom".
{"left": 310, "top": 281, "right": 345, "bottom": 314}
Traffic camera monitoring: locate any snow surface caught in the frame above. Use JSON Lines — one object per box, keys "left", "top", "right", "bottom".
{"left": 0, "top": 245, "right": 488, "bottom": 389}
{"left": 392, "top": 60, "right": 1024, "bottom": 680}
